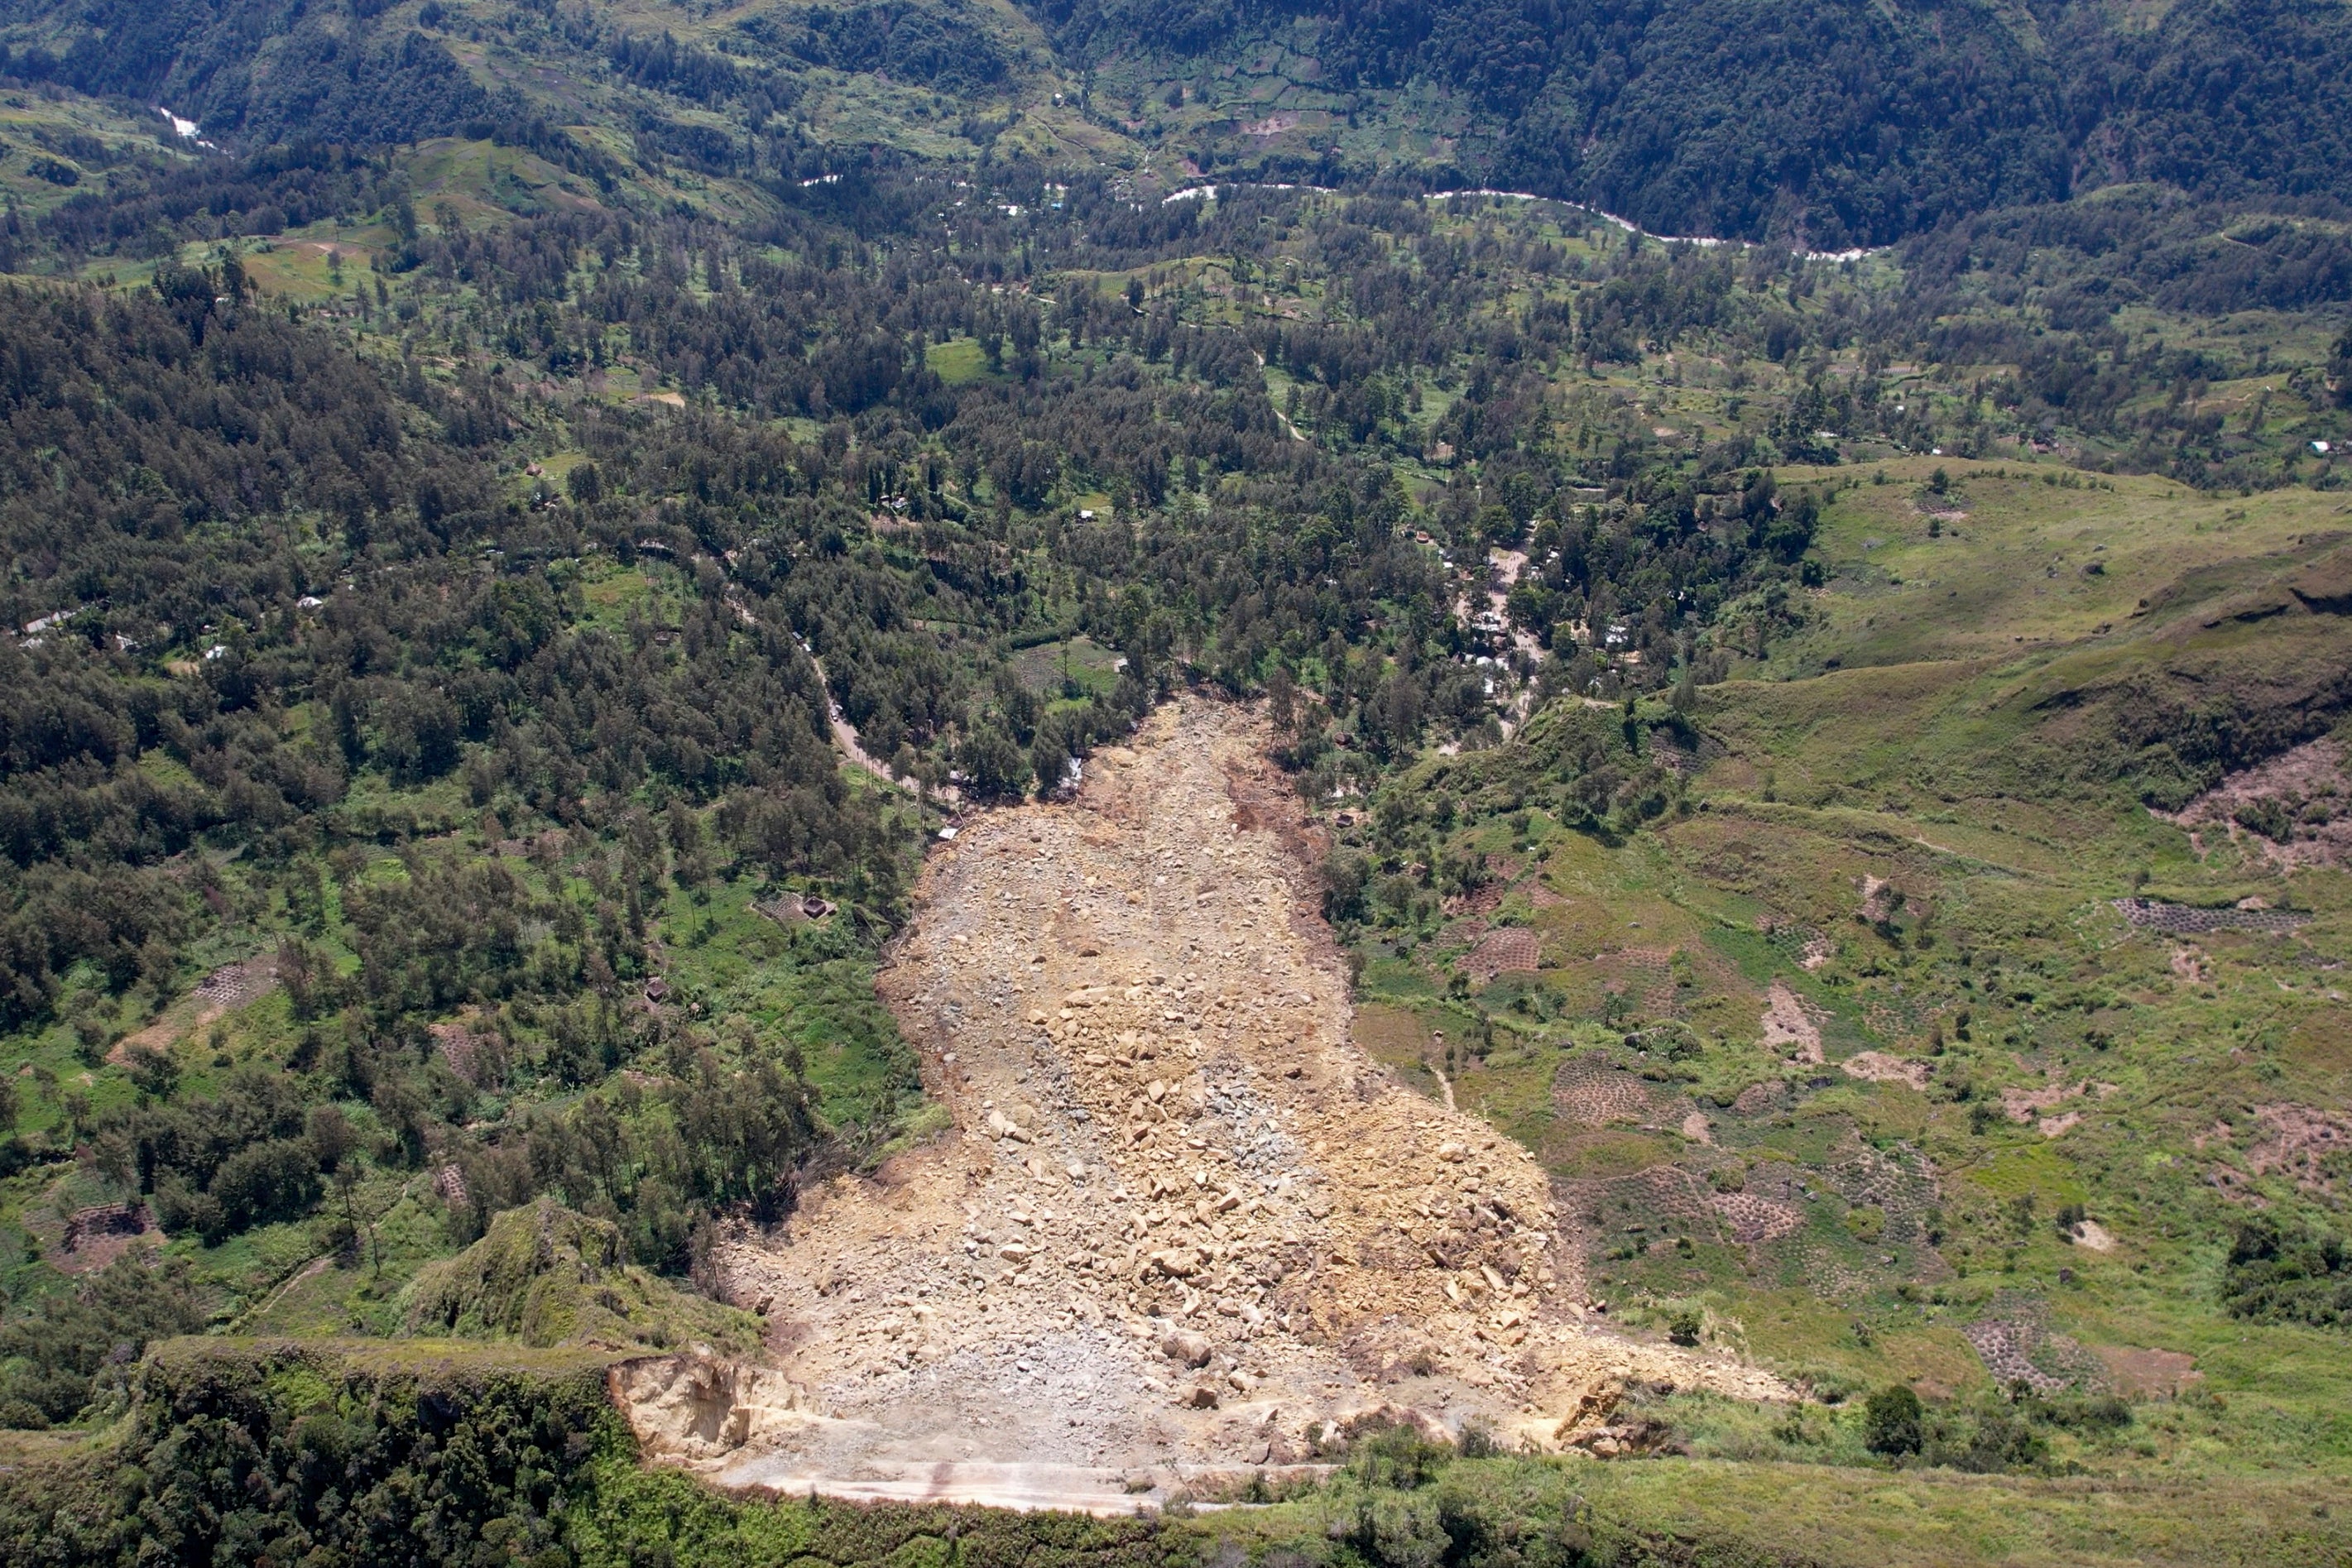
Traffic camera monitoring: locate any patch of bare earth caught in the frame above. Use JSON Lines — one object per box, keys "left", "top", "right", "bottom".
{"left": 2095, "top": 1345, "right": 2199, "bottom": 1398}
{"left": 1759, "top": 981, "right": 1825, "bottom": 1063}
{"left": 627, "top": 701, "right": 1786, "bottom": 1511}
{"left": 2003, "top": 1079, "right": 2118, "bottom": 1136}
{"left": 2155, "top": 736, "right": 2350, "bottom": 869}
{"left": 2244, "top": 1104, "right": 2352, "bottom": 1193}
{"left": 44, "top": 1201, "right": 159, "bottom": 1274}
{"left": 1711, "top": 1192, "right": 1805, "bottom": 1244}
{"left": 1596, "top": 947, "right": 1678, "bottom": 1014}
{"left": 1841, "top": 1051, "right": 1932, "bottom": 1089}
{"left": 1551, "top": 1056, "right": 1660, "bottom": 1129}
{"left": 2067, "top": 1220, "right": 2118, "bottom": 1252}
{"left": 1463, "top": 928, "right": 1540, "bottom": 981}
{"left": 1963, "top": 1309, "right": 2105, "bottom": 1394}
{"left": 108, "top": 955, "right": 279, "bottom": 1063}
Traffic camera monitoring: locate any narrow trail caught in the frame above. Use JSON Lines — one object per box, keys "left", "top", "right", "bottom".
{"left": 614, "top": 699, "right": 1786, "bottom": 1509}
{"left": 727, "top": 587, "right": 919, "bottom": 796}
{"left": 815, "top": 672, "right": 910, "bottom": 791}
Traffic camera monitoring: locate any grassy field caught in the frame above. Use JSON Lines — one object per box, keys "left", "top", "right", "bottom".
{"left": 1341, "top": 460, "right": 2352, "bottom": 1519}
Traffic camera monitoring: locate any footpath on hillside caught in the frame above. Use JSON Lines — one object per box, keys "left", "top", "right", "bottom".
{"left": 614, "top": 699, "right": 1786, "bottom": 1510}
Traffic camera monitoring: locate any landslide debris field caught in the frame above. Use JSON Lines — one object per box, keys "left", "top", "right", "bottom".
{"left": 626, "top": 701, "right": 1782, "bottom": 1509}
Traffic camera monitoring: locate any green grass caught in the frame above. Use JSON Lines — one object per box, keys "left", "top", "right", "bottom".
{"left": 1329, "top": 458, "right": 2352, "bottom": 1518}
{"left": 924, "top": 337, "right": 996, "bottom": 385}
{"left": 651, "top": 875, "right": 918, "bottom": 1124}
{"left": 1008, "top": 634, "right": 1123, "bottom": 697}
{"left": 1772, "top": 458, "right": 2352, "bottom": 675}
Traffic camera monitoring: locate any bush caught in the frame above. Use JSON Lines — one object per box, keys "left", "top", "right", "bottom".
{"left": 1863, "top": 1383, "right": 1922, "bottom": 1456}
{"left": 1345, "top": 1416, "right": 1455, "bottom": 1489}
{"left": 1456, "top": 1417, "right": 1502, "bottom": 1458}
{"left": 1666, "top": 1304, "right": 1703, "bottom": 1347}
{"left": 1923, "top": 1399, "right": 2048, "bottom": 1473}
{"left": 2234, "top": 796, "right": 2296, "bottom": 842}
{"left": 1321, "top": 849, "right": 1370, "bottom": 923}
{"left": 2222, "top": 1216, "right": 2352, "bottom": 1327}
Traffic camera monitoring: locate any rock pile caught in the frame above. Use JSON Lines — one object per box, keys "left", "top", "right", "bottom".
{"left": 674, "top": 701, "right": 1787, "bottom": 1507}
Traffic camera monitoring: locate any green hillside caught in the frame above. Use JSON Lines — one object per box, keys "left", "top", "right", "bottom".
{"left": 0, "top": 1, "right": 2348, "bottom": 1561}
{"left": 9, "top": 0, "right": 2352, "bottom": 242}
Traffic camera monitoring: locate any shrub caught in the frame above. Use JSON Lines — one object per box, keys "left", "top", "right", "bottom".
{"left": 1667, "top": 1304, "right": 1703, "bottom": 1346}
{"left": 1345, "top": 1416, "right": 1454, "bottom": 1489}
{"left": 1922, "top": 1398, "right": 2048, "bottom": 1473}
{"left": 2222, "top": 1216, "right": 2352, "bottom": 1327}
{"left": 1863, "top": 1383, "right": 1923, "bottom": 1456}
{"left": 2234, "top": 796, "right": 2297, "bottom": 841}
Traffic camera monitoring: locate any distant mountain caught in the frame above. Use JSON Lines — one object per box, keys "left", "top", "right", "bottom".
{"left": 0, "top": 0, "right": 490, "bottom": 148}
{"left": 1032, "top": 0, "right": 2352, "bottom": 244}
{"left": 3, "top": 0, "right": 2350, "bottom": 242}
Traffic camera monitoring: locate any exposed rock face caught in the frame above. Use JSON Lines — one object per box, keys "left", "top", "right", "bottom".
{"left": 609, "top": 1355, "right": 810, "bottom": 1461}
{"left": 631, "top": 700, "right": 1786, "bottom": 1511}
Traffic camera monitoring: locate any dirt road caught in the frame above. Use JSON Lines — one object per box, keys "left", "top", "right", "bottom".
{"left": 619, "top": 699, "right": 1784, "bottom": 1508}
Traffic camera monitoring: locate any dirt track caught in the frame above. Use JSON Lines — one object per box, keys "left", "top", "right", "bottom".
{"left": 619, "top": 700, "right": 1786, "bottom": 1509}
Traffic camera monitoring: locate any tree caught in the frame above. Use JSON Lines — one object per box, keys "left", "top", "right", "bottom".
{"left": 1030, "top": 726, "right": 1073, "bottom": 795}
{"left": 1756, "top": 490, "right": 1820, "bottom": 563}
{"left": 1864, "top": 1383, "right": 1924, "bottom": 1457}
{"left": 955, "top": 726, "right": 1030, "bottom": 802}
{"left": 1267, "top": 664, "right": 1298, "bottom": 734}
{"left": 125, "top": 1045, "right": 179, "bottom": 1101}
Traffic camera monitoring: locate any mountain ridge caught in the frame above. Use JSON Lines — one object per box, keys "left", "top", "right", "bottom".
{"left": 2, "top": 0, "right": 2350, "bottom": 243}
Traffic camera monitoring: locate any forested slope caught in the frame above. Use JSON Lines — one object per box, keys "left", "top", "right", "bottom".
{"left": 1034, "top": 0, "right": 2352, "bottom": 244}
{"left": 7, "top": 0, "right": 2352, "bottom": 242}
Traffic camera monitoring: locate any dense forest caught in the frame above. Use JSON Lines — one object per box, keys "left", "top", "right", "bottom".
{"left": 6, "top": 0, "right": 2352, "bottom": 243}
{"left": 1033, "top": 0, "right": 2352, "bottom": 244}
{"left": 0, "top": 0, "right": 493, "bottom": 150}
{"left": 0, "top": 152, "right": 1867, "bottom": 1427}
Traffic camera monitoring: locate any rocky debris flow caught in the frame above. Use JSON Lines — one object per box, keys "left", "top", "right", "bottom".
{"left": 665, "top": 701, "right": 1784, "bottom": 1509}
{"left": 612, "top": 1355, "right": 810, "bottom": 1461}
